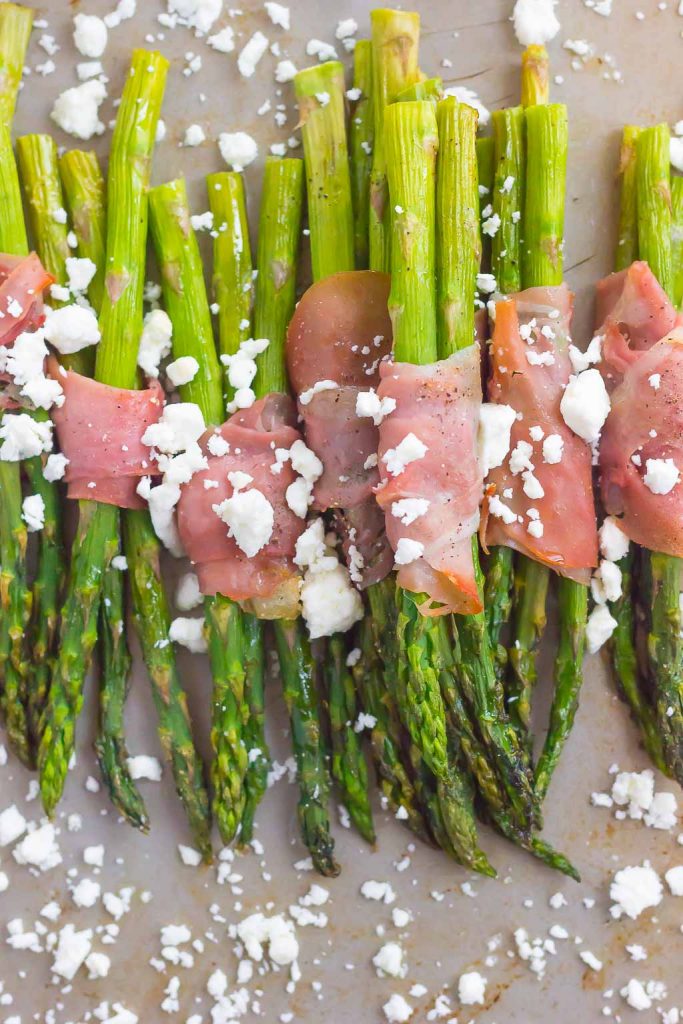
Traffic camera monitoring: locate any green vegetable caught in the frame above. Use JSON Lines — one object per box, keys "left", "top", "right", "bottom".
{"left": 520, "top": 44, "right": 549, "bottom": 108}
{"left": 349, "top": 40, "right": 374, "bottom": 270}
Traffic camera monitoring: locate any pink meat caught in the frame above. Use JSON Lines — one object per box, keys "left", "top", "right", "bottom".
{"left": 49, "top": 359, "right": 164, "bottom": 509}
{"left": 595, "top": 260, "right": 679, "bottom": 389}
{"left": 177, "top": 393, "right": 305, "bottom": 613}
{"left": 600, "top": 328, "right": 683, "bottom": 557}
{"left": 376, "top": 346, "right": 484, "bottom": 616}
{"left": 0, "top": 253, "right": 52, "bottom": 347}
{"left": 482, "top": 285, "right": 598, "bottom": 581}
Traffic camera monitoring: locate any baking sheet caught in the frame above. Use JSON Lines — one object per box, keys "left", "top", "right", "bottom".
{"left": 1, "top": 0, "right": 682, "bottom": 1021}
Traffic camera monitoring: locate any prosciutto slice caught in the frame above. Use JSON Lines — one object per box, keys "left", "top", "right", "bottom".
{"left": 286, "top": 270, "right": 394, "bottom": 586}
{"left": 0, "top": 253, "right": 52, "bottom": 347}
{"left": 482, "top": 285, "right": 598, "bottom": 580}
{"left": 376, "top": 346, "right": 484, "bottom": 616}
{"left": 177, "top": 394, "right": 305, "bottom": 617}
{"left": 595, "top": 260, "right": 679, "bottom": 388}
{"left": 49, "top": 360, "right": 164, "bottom": 509}
{"left": 599, "top": 327, "right": 683, "bottom": 557}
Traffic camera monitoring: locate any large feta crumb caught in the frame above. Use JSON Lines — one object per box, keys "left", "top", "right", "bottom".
{"left": 643, "top": 457, "right": 680, "bottom": 495}
{"left": 73, "top": 13, "right": 108, "bottom": 58}
{"left": 12, "top": 822, "right": 61, "bottom": 871}
{"left": 665, "top": 865, "right": 683, "bottom": 895}
{"left": 391, "top": 498, "right": 430, "bottom": 525}
{"left": 394, "top": 537, "right": 424, "bottom": 566}
{"left": 264, "top": 2, "right": 290, "bottom": 29}
{"left": 383, "top": 993, "right": 413, "bottom": 1023}
{"left": 127, "top": 755, "right": 162, "bottom": 781}
{"left": 175, "top": 572, "right": 202, "bottom": 611}
{"left": 52, "top": 923, "right": 93, "bottom": 980}
{"left": 301, "top": 561, "right": 363, "bottom": 639}
{"left": 169, "top": 616, "right": 207, "bottom": 654}
{"left": 356, "top": 388, "right": 396, "bottom": 425}
{"left": 620, "top": 978, "right": 653, "bottom": 1011}
{"left": 44, "top": 452, "right": 68, "bottom": 482}
{"left": 235, "top": 912, "right": 299, "bottom": 966}
{"left": 373, "top": 941, "right": 405, "bottom": 978}
{"left": 167, "top": 0, "right": 222, "bottom": 33}
{"left": 166, "top": 355, "right": 199, "bottom": 387}
{"left": 72, "top": 877, "right": 101, "bottom": 908}
{"left": 444, "top": 84, "right": 490, "bottom": 126}
{"left": 22, "top": 493, "right": 45, "bottom": 532}
{"left": 207, "top": 25, "right": 235, "bottom": 52}
{"left": 182, "top": 124, "right": 205, "bottom": 147}
{"left": 306, "top": 38, "right": 338, "bottom": 62}
{"left": 560, "top": 368, "right": 610, "bottom": 443}
{"left": 336, "top": 17, "right": 358, "bottom": 39}
{"left": 137, "top": 309, "right": 173, "bottom": 378}
{"left": 86, "top": 951, "right": 111, "bottom": 979}
{"left": 0, "top": 413, "right": 53, "bottom": 461}
{"left": 458, "top": 970, "right": 487, "bottom": 1005}
{"left": 218, "top": 131, "right": 258, "bottom": 171}
{"left": 299, "top": 379, "right": 338, "bottom": 406}
{"left": 542, "top": 433, "right": 564, "bottom": 464}
{"left": 44, "top": 304, "right": 100, "bottom": 354}
{"left": 512, "top": 0, "right": 561, "bottom": 45}
{"left": 275, "top": 58, "right": 297, "bottom": 82}
{"left": 66, "top": 256, "right": 97, "bottom": 294}
{"left": 586, "top": 603, "right": 617, "bottom": 653}
{"left": 610, "top": 862, "right": 663, "bottom": 919}
{"left": 213, "top": 485, "right": 274, "bottom": 558}
{"left": 599, "top": 515, "right": 629, "bottom": 561}
{"left": 51, "top": 79, "right": 107, "bottom": 140}
{"left": 478, "top": 403, "right": 516, "bottom": 474}
{"left": 382, "top": 432, "right": 428, "bottom": 476}
{"left": 0, "top": 805, "right": 27, "bottom": 846}
{"left": 178, "top": 844, "right": 202, "bottom": 867}
{"left": 360, "top": 879, "right": 396, "bottom": 904}
{"left": 237, "top": 31, "right": 269, "bottom": 77}
{"left": 591, "top": 559, "right": 622, "bottom": 604}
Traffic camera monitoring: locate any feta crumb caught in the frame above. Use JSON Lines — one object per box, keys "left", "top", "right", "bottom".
{"left": 51, "top": 79, "right": 107, "bottom": 140}
{"left": 560, "top": 369, "right": 610, "bottom": 442}
{"left": 166, "top": 355, "right": 199, "bottom": 387}
{"left": 238, "top": 31, "right": 269, "bottom": 77}
{"left": 586, "top": 604, "right": 618, "bottom": 653}
{"left": 169, "top": 616, "right": 207, "bottom": 654}
{"left": 458, "top": 970, "right": 487, "bottom": 1005}
{"left": 643, "top": 457, "right": 680, "bottom": 495}
{"left": 299, "top": 379, "right": 338, "bottom": 406}
{"left": 394, "top": 537, "right": 424, "bottom": 566}
{"left": 137, "top": 308, "right": 173, "bottom": 378}
{"left": 214, "top": 485, "right": 274, "bottom": 557}
{"left": 73, "top": 14, "right": 108, "bottom": 58}
{"left": 512, "top": 0, "right": 561, "bottom": 45}
{"left": 218, "top": 131, "right": 258, "bottom": 171}
{"left": 183, "top": 124, "right": 205, "bottom": 147}
{"left": 599, "top": 516, "right": 629, "bottom": 561}
{"left": 580, "top": 950, "right": 603, "bottom": 971}
{"left": 0, "top": 805, "right": 27, "bottom": 847}
{"left": 52, "top": 923, "right": 93, "bottom": 980}
{"left": 22, "top": 493, "right": 45, "bottom": 532}
{"left": 356, "top": 388, "right": 396, "bottom": 426}
{"left": 360, "top": 879, "right": 396, "bottom": 904}
{"left": 610, "top": 862, "right": 663, "bottom": 919}
{"left": 207, "top": 26, "right": 235, "bottom": 53}
{"left": 72, "top": 877, "right": 101, "bottom": 908}
{"left": 127, "top": 755, "right": 162, "bottom": 781}
{"left": 264, "top": 2, "right": 290, "bottom": 29}
{"left": 391, "top": 498, "right": 430, "bottom": 525}
{"left": 542, "top": 433, "right": 564, "bottom": 464}
{"left": 275, "top": 59, "right": 297, "bottom": 82}
{"left": 44, "top": 303, "right": 101, "bottom": 354}
{"left": 383, "top": 993, "right": 413, "bottom": 1022}
{"left": 13, "top": 823, "right": 61, "bottom": 871}
{"left": 665, "top": 864, "right": 683, "bottom": 895}
{"left": 373, "top": 941, "right": 405, "bottom": 978}
{"left": 86, "top": 951, "right": 111, "bottom": 979}
{"left": 175, "top": 572, "right": 202, "bottom": 611}
{"left": 478, "top": 403, "right": 516, "bottom": 474}
{"left": 66, "top": 256, "right": 97, "bottom": 294}
{"left": 382, "top": 432, "right": 428, "bottom": 476}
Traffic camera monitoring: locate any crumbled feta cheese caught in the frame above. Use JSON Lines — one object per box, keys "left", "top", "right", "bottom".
{"left": 166, "top": 355, "right": 199, "bottom": 387}
{"left": 391, "top": 498, "right": 430, "bottom": 525}
{"left": 586, "top": 603, "right": 617, "bottom": 653}
{"left": 373, "top": 941, "right": 405, "bottom": 978}
{"left": 207, "top": 25, "right": 235, "bottom": 52}
{"left": 513, "top": 0, "right": 561, "bottom": 45}
{"left": 383, "top": 993, "right": 413, "bottom": 1023}
{"left": 178, "top": 844, "right": 202, "bottom": 866}
{"left": 44, "top": 304, "right": 100, "bottom": 354}
{"left": 599, "top": 516, "right": 629, "bottom": 561}
{"left": 356, "top": 388, "right": 396, "bottom": 425}
{"left": 51, "top": 79, "right": 107, "bottom": 140}
{"left": 458, "top": 971, "right": 487, "bottom": 1005}
{"left": 0, "top": 413, "right": 53, "bottom": 461}
{"left": 610, "top": 862, "right": 663, "bottom": 919}
{"left": 478, "top": 403, "right": 516, "bottom": 474}
{"left": 671, "top": 137, "right": 683, "bottom": 173}
{"left": 127, "top": 755, "right": 162, "bottom": 781}
{"left": 238, "top": 31, "right": 269, "bottom": 77}
{"left": 235, "top": 912, "right": 299, "bottom": 966}
{"left": 382, "top": 432, "right": 428, "bottom": 476}
{"left": 569, "top": 333, "right": 603, "bottom": 373}
{"left": 275, "top": 58, "right": 297, "bottom": 82}
{"left": 443, "top": 84, "right": 490, "bottom": 126}
{"left": 665, "top": 864, "right": 683, "bottom": 895}
{"left": 265, "top": 2, "right": 290, "bottom": 29}
{"left": 166, "top": 0, "right": 221, "bottom": 33}
{"left": 643, "top": 457, "right": 680, "bottom": 495}
{"left": 84, "top": 844, "right": 105, "bottom": 867}
{"left": 169, "top": 616, "right": 207, "bottom": 654}
{"left": 73, "top": 13, "right": 108, "bottom": 58}
{"left": 218, "top": 131, "right": 258, "bottom": 171}
{"left": 299, "top": 379, "right": 338, "bottom": 406}
{"left": 66, "top": 256, "right": 97, "bottom": 294}
{"left": 394, "top": 537, "right": 424, "bottom": 566}
{"left": 72, "top": 877, "right": 101, "bottom": 908}
{"left": 175, "top": 572, "right": 202, "bottom": 611}
{"left": 0, "top": 805, "right": 27, "bottom": 846}
{"left": 591, "top": 559, "right": 622, "bottom": 604}
{"left": 137, "top": 309, "right": 173, "bottom": 378}
{"left": 22, "top": 493, "right": 45, "bottom": 532}
{"left": 52, "top": 923, "right": 93, "bottom": 980}
{"left": 560, "top": 369, "right": 610, "bottom": 442}
{"left": 336, "top": 17, "right": 358, "bottom": 39}
{"left": 213, "top": 486, "right": 275, "bottom": 557}
{"left": 12, "top": 823, "right": 61, "bottom": 871}
{"left": 580, "top": 950, "right": 603, "bottom": 971}
{"left": 86, "top": 951, "right": 111, "bottom": 979}
{"left": 542, "top": 433, "right": 564, "bottom": 464}
{"left": 44, "top": 452, "right": 69, "bottom": 482}
{"left": 360, "top": 879, "right": 396, "bottom": 904}
{"left": 300, "top": 559, "right": 363, "bottom": 639}
{"left": 306, "top": 38, "right": 338, "bottom": 62}
{"left": 621, "top": 978, "right": 653, "bottom": 1011}
{"left": 77, "top": 60, "right": 104, "bottom": 80}
{"left": 183, "top": 123, "right": 205, "bottom": 147}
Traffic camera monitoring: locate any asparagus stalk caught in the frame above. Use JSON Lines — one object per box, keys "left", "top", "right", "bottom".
{"left": 369, "top": 8, "right": 420, "bottom": 273}
{"left": 635, "top": 124, "right": 683, "bottom": 783}
{"left": 0, "top": 2, "right": 33, "bottom": 766}
{"left": 251, "top": 157, "right": 339, "bottom": 874}
{"left": 671, "top": 174, "right": 683, "bottom": 311}
{"left": 349, "top": 40, "right": 374, "bottom": 270}
{"left": 149, "top": 176, "right": 249, "bottom": 846}
{"left": 58, "top": 146, "right": 148, "bottom": 827}
{"left": 386, "top": 99, "right": 494, "bottom": 874}
{"left": 295, "top": 61, "right": 376, "bottom": 843}
{"left": 207, "top": 170, "right": 269, "bottom": 844}
{"left": 476, "top": 136, "right": 495, "bottom": 271}
{"left": 395, "top": 77, "right": 443, "bottom": 103}
{"left": 37, "top": 50, "right": 171, "bottom": 814}
{"left": 520, "top": 44, "right": 550, "bottom": 107}
{"left": 436, "top": 96, "right": 537, "bottom": 834}
{"left": 294, "top": 61, "right": 354, "bottom": 279}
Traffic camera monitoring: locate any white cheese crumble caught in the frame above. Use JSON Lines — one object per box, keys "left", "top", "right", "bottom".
{"left": 296, "top": 520, "right": 363, "bottom": 639}
{"left": 166, "top": 0, "right": 222, "bottom": 33}
{"left": 0, "top": 805, "right": 27, "bottom": 846}
{"left": 235, "top": 912, "right": 299, "bottom": 965}
{"left": 591, "top": 559, "right": 622, "bottom": 604}
{"left": 643, "top": 457, "right": 680, "bottom": 495}
{"left": 391, "top": 498, "right": 430, "bottom": 525}
{"left": 137, "top": 309, "right": 173, "bottom": 378}
{"left": 213, "top": 485, "right": 275, "bottom": 558}
{"left": 299, "top": 379, "right": 338, "bottom": 406}
{"left": 373, "top": 941, "right": 406, "bottom": 978}
{"left": 394, "top": 537, "right": 424, "bottom": 566}
{"left": 382, "top": 993, "right": 413, "bottom": 1023}
{"left": 169, "top": 616, "right": 207, "bottom": 654}
{"left": 44, "top": 303, "right": 101, "bottom": 354}
{"left": 207, "top": 26, "right": 235, "bottom": 52}
{"left": 175, "top": 572, "right": 202, "bottom": 611}
{"left": 183, "top": 124, "right": 205, "bottom": 147}
{"left": 237, "top": 31, "right": 269, "bottom": 77}
{"left": 73, "top": 13, "right": 108, "bottom": 58}
{"left": 66, "top": 256, "right": 97, "bottom": 294}
{"left": 586, "top": 603, "right": 617, "bottom": 653}
{"left": 264, "top": 2, "right": 290, "bottom": 29}
{"left": 478, "top": 403, "right": 516, "bottom": 474}
{"left": 599, "top": 516, "right": 629, "bottom": 561}
{"left": 51, "top": 79, "right": 107, "bottom": 140}
{"left": 360, "top": 879, "right": 396, "bottom": 904}
{"left": 382, "top": 432, "right": 428, "bottom": 476}
{"left": 665, "top": 864, "right": 683, "bottom": 895}
{"left": 458, "top": 970, "right": 487, "bottom": 1005}
{"left": 275, "top": 58, "right": 297, "bottom": 82}
{"left": 166, "top": 355, "right": 199, "bottom": 387}
{"left": 542, "top": 433, "right": 564, "bottom": 464}
{"left": 4, "top": 327, "right": 64, "bottom": 410}
{"left": 560, "top": 368, "right": 610, "bottom": 443}
{"left": 126, "top": 755, "right": 162, "bottom": 781}
{"left": 218, "top": 131, "right": 258, "bottom": 171}
{"left": 512, "top": 0, "right": 561, "bottom": 45}
{"left": 52, "top": 923, "right": 93, "bottom": 980}
{"left": 22, "top": 493, "right": 45, "bottom": 532}
{"left": 355, "top": 388, "right": 396, "bottom": 426}
{"left": 0, "top": 413, "right": 53, "bottom": 462}
{"left": 610, "top": 862, "right": 663, "bottom": 919}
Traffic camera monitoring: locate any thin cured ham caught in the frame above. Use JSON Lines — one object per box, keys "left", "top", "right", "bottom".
{"left": 286, "top": 270, "right": 394, "bottom": 587}
{"left": 376, "top": 346, "right": 484, "bottom": 616}
{"left": 600, "top": 328, "right": 683, "bottom": 556}
{"left": 177, "top": 394, "right": 305, "bottom": 617}
{"left": 49, "top": 359, "right": 164, "bottom": 509}
{"left": 482, "top": 285, "right": 598, "bottom": 580}
{"left": 595, "top": 260, "right": 679, "bottom": 388}
{"left": 0, "top": 252, "right": 52, "bottom": 347}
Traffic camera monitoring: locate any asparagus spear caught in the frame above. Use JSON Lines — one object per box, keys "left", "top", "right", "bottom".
{"left": 58, "top": 146, "right": 149, "bottom": 828}
{"left": 635, "top": 124, "right": 683, "bottom": 783}
{"left": 349, "top": 40, "right": 374, "bottom": 270}
{"left": 207, "top": 170, "right": 270, "bottom": 844}
{"left": 295, "top": 62, "right": 376, "bottom": 843}
{"left": 476, "top": 136, "right": 495, "bottom": 271}
{"left": 395, "top": 77, "right": 443, "bottom": 103}
{"left": 369, "top": 8, "right": 420, "bottom": 273}
{"left": 149, "top": 176, "right": 248, "bottom": 846}
{"left": 435, "top": 95, "right": 537, "bottom": 834}
{"left": 385, "top": 99, "right": 494, "bottom": 874}
{"left": 672, "top": 174, "right": 683, "bottom": 311}
{"left": 520, "top": 44, "right": 550, "bottom": 107}
{"left": 0, "top": 2, "right": 33, "bottom": 766}
{"left": 250, "top": 157, "right": 339, "bottom": 875}
{"left": 38, "top": 51, "right": 170, "bottom": 815}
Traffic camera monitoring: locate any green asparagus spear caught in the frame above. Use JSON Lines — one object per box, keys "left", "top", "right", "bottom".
{"left": 616, "top": 126, "right": 640, "bottom": 269}
{"left": 149, "top": 176, "right": 248, "bottom": 846}
{"left": 435, "top": 96, "right": 538, "bottom": 834}
{"left": 38, "top": 50, "right": 171, "bottom": 814}
{"left": 476, "top": 135, "right": 495, "bottom": 271}
{"left": 349, "top": 40, "right": 374, "bottom": 270}
{"left": 385, "top": 99, "right": 494, "bottom": 873}
{"left": 520, "top": 44, "right": 549, "bottom": 108}
{"left": 60, "top": 149, "right": 107, "bottom": 312}
{"left": 207, "top": 170, "right": 270, "bottom": 844}
{"left": 636, "top": 124, "right": 683, "bottom": 783}
{"left": 395, "top": 77, "right": 443, "bottom": 103}
{"left": 369, "top": 8, "right": 420, "bottom": 273}
{"left": 0, "top": 2, "right": 33, "bottom": 767}
{"left": 671, "top": 174, "right": 683, "bottom": 311}
{"left": 251, "top": 157, "right": 339, "bottom": 874}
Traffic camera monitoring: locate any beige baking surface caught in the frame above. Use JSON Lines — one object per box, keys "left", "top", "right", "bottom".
{"left": 1, "top": 1, "right": 682, "bottom": 1021}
